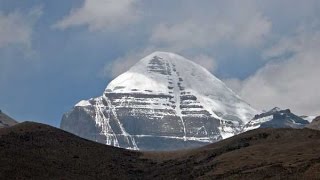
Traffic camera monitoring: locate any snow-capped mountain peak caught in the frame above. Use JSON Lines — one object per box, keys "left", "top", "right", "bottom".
{"left": 243, "top": 107, "right": 309, "bottom": 131}
{"left": 61, "top": 51, "right": 258, "bottom": 150}
{"left": 106, "top": 51, "right": 257, "bottom": 123}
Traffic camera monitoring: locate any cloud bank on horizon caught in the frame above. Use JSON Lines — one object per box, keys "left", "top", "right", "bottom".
{"left": 0, "top": 0, "right": 319, "bottom": 125}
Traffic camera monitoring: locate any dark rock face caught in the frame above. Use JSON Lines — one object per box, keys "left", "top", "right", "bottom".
{"left": 244, "top": 108, "right": 309, "bottom": 130}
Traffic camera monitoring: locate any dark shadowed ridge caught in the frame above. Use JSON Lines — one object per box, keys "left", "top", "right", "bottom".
{"left": 0, "top": 122, "right": 320, "bottom": 179}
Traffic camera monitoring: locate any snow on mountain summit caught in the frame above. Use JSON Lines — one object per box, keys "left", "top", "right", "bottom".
{"left": 107, "top": 52, "right": 233, "bottom": 97}
{"left": 61, "top": 51, "right": 259, "bottom": 150}
{"left": 106, "top": 51, "right": 258, "bottom": 124}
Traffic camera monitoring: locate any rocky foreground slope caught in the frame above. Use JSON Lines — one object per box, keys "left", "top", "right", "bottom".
{"left": 61, "top": 51, "right": 258, "bottom": 150}
{"left": 1, "top": 122, "right": 320, "bottom": 179}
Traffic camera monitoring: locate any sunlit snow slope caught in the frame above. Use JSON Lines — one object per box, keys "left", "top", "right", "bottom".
{"left": 61, "top": 52, "right": 258, "bottom": 150}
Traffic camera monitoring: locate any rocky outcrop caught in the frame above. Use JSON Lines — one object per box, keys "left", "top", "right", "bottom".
{"left": 306, "top": 116, "right": 320, "bottom": 130}
{"left": 0, "top": 110, "right": 18, "bottom": 128}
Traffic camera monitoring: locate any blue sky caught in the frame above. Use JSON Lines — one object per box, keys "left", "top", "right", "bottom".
{"left": 1, "top": 0, "right": 320, "bottom": 127}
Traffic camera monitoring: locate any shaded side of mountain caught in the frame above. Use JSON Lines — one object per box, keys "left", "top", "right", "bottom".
{"left": 306, "top": 116, "right": 320, "bottom": 130}
{"left": 0, "top": 110, "right": 18, "bottom": 128}
{"left": 1, "top": 122, "right": 320, "bottom": 179}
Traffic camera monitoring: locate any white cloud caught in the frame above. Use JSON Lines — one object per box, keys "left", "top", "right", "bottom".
{"left": 150, "top": 21, "right": 217, "bottom": 50}
{"left": 191, "top": 54, "right": 217, "bottom": 73}
{"left": 104, "top": 52, "right": 142, "bottom": 78}
{"left": 103, "top": 48, "right": 154, "bottom": 77}
{"left": 0, "top": 7, "right": 42, "bottom": 82}
{"left": 150, "top": 1, "right": 271, "bottom": 50}
{"left": 224, "top": 78, "right": 243, "bottom": 94}
{"left": 231, "top": 29, "right": 320, "bottom": 115}
{"left": 54, "top": 0, "right": 140, "bottom": 31}
{"left": 0, "top": 7, "right": 42, "bottom": 48}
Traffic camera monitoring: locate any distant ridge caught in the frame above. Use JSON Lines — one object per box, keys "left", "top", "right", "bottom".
{"left": 243, "top": 107, "right": 309, "bottom": 131}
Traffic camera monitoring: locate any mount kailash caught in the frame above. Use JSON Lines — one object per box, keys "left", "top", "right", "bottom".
{"left": 61, "top": 52, "right": 310, "bottom": 150}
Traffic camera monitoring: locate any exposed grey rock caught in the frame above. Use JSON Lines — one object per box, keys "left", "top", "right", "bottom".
{"left": 306, "top": 116, "right": 320, "bottom": 130}
{"left": 0, "top": 110, "right": 18, "bottom": 128}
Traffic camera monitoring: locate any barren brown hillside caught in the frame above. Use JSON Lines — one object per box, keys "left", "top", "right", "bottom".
{"left": 0, "top": 122, "right": 319, "bottom": 179}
